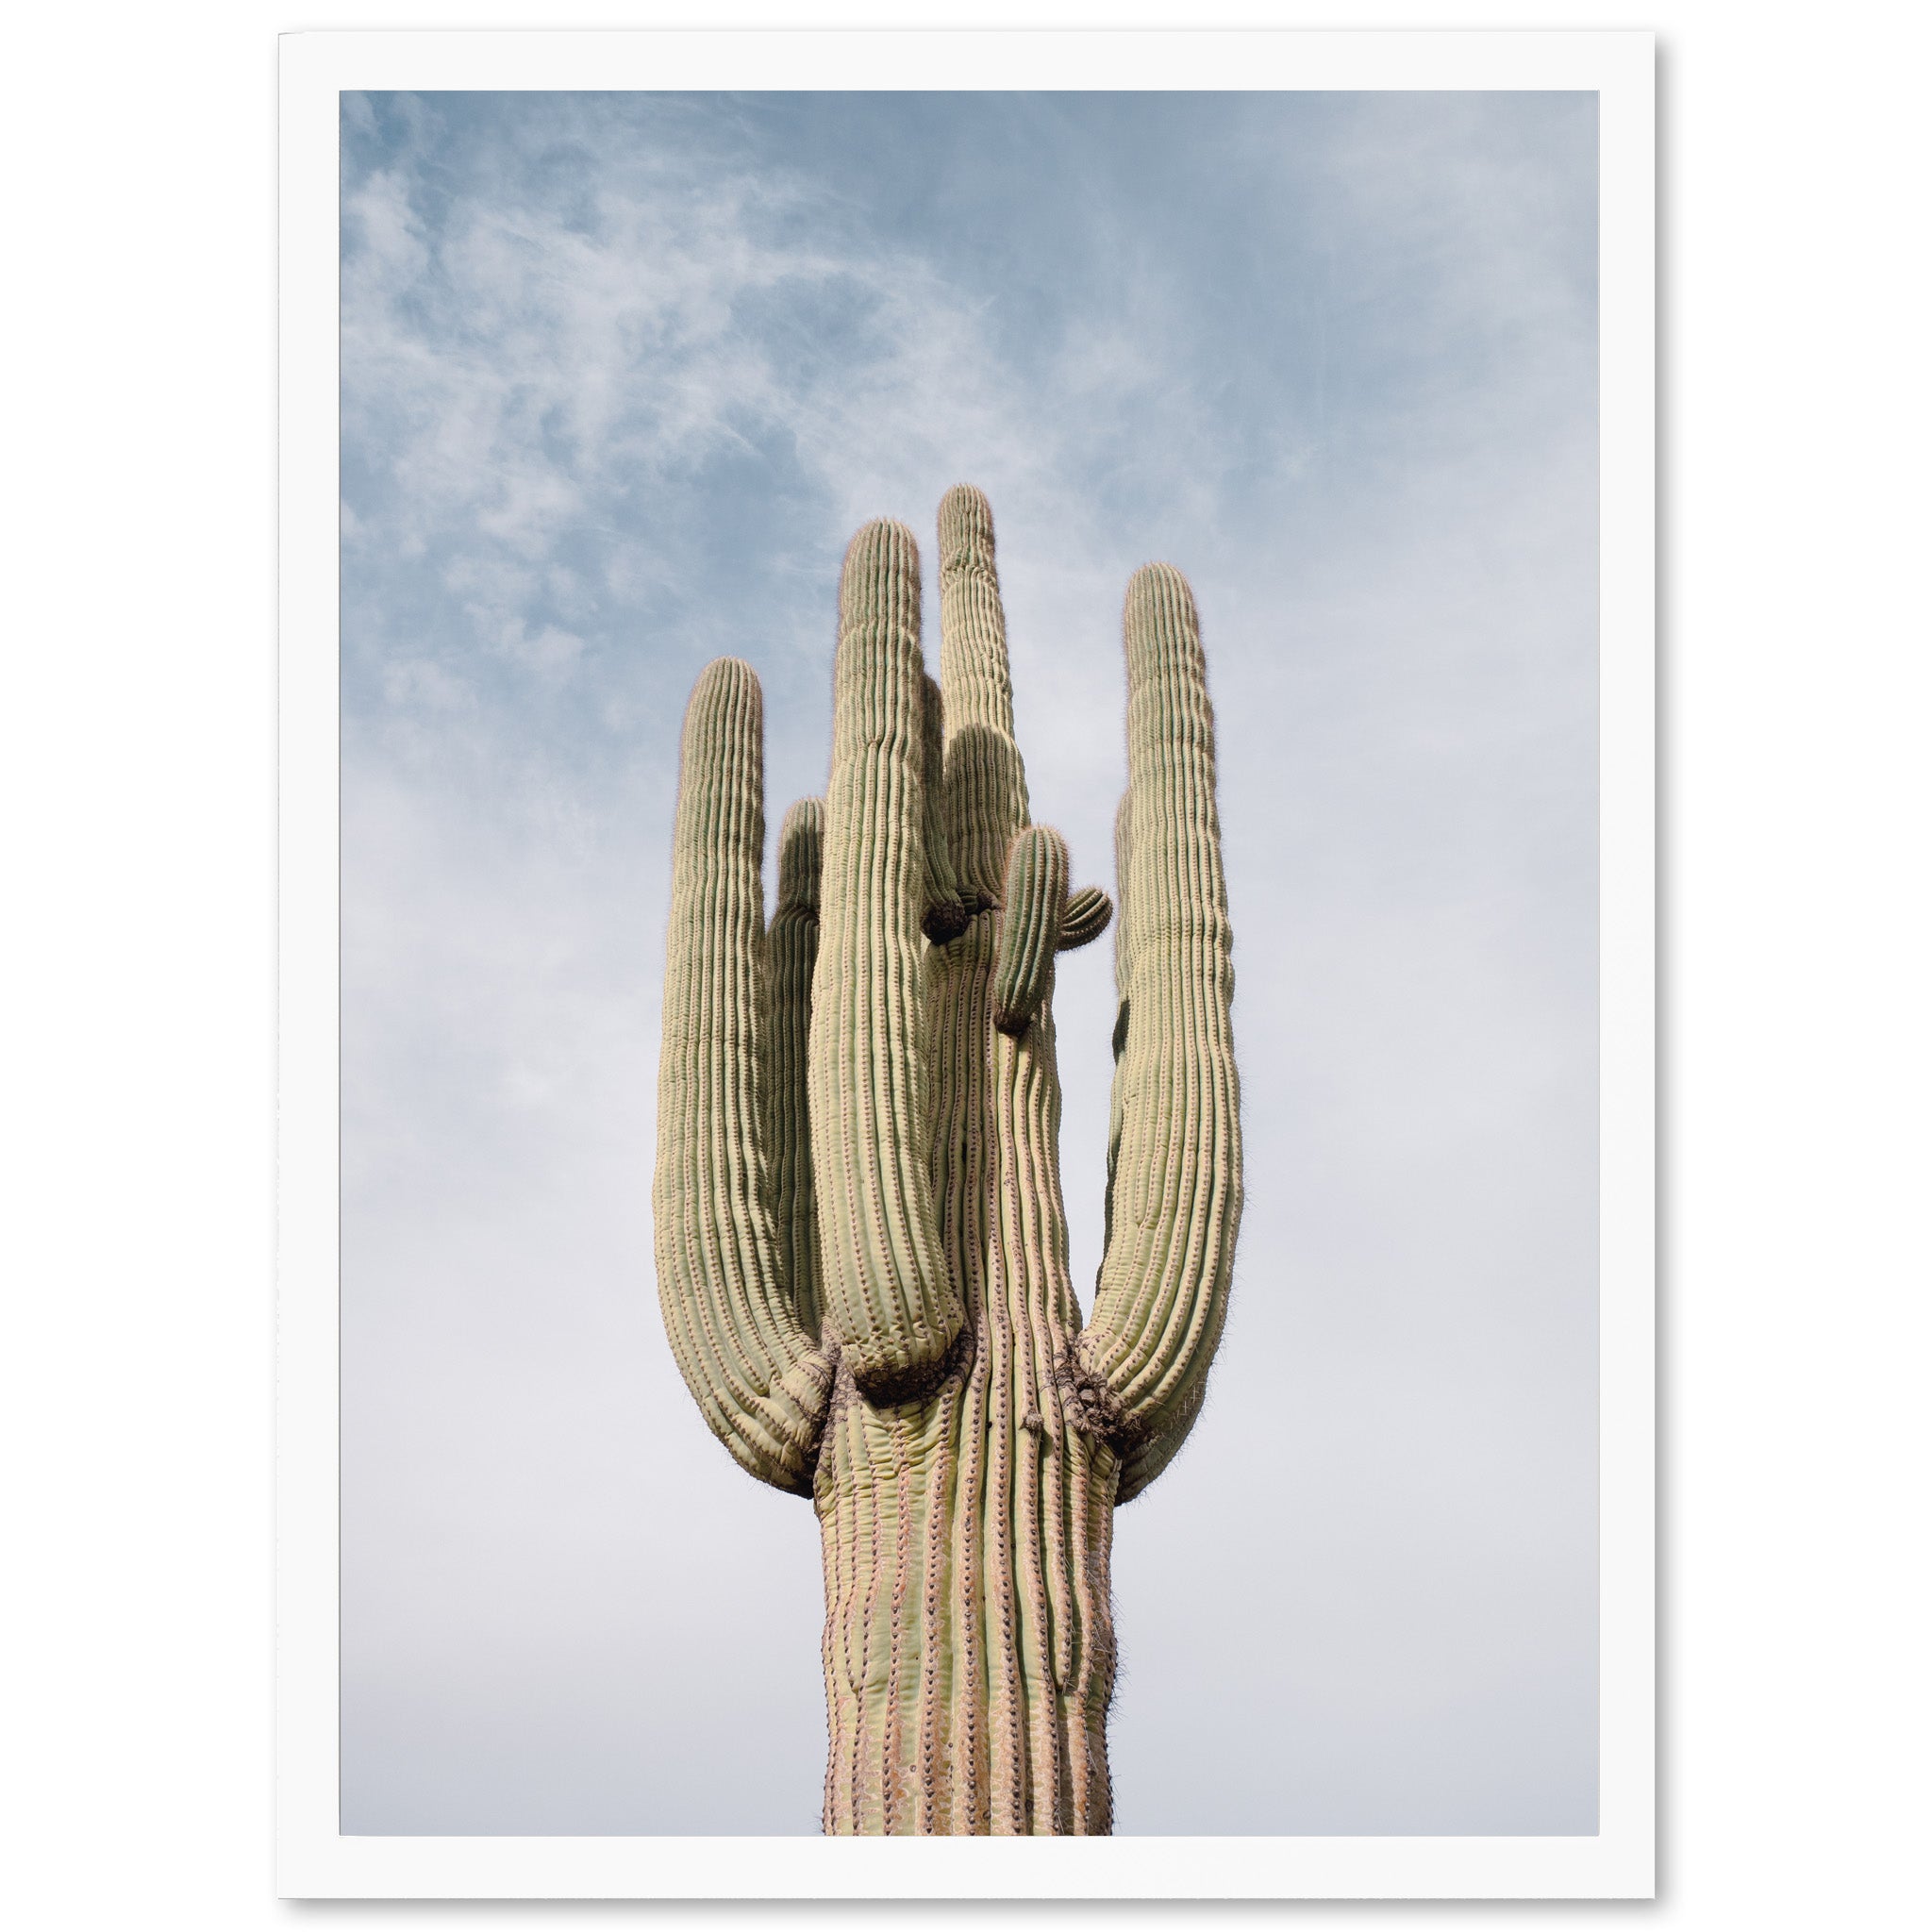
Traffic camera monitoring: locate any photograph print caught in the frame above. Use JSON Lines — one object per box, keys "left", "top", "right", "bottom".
{"left": 337, "top": 83, "right": 1604, "bottom": 1840}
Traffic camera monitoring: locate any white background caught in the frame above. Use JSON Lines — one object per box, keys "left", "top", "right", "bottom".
{"left": 2, "top": 0, "right": 1926, "bottom": 1926}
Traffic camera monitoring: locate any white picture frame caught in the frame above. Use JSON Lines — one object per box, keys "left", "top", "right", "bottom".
{"left": 279, "top": 26, "right": 1653, "bottom": 1899}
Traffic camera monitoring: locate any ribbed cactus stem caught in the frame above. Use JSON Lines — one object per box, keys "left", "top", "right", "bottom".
{"left": 777, "top": 793, "right": 823, "bottom": 911}
{"left": 809, "top": 520, "right": 964, "bottom": 1404}
{"left": 1100, "top": 791, "right": 1135, "bottom": 1262}
{"left": 1081, "top": 563, "right": 1241, "bottom": 1473}
{"left": 653, "top": 495, "right": 1240, "bottom": 1834}
{"left": 768, "top": 797, "right": 824, "bottom": 1341}
{"left": 938, "top": 484, "right": 1030, "bottom": 900}
{"left": 991, "top": 825, "right": 1069, "bottom": 1036}
{"left": 1058, "top": 883, "right": 1113, "bottom": 953}
{"left": 654, "top": 660, "right": 833, "bottom": 1493}
{"left": 920, "top": 672, "right": 969, "bottom": 942}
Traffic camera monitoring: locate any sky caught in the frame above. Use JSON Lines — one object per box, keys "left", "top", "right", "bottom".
{"left": 339, "top": 89, "right": 1600, "bottom": 1837}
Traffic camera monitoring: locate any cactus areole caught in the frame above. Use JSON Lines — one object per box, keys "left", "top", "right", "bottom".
{"left": 653, "top": 487, "right": 1242, "bottom": 1835}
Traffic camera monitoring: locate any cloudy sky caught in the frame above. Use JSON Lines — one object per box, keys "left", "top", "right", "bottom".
{"left": 339, "top": 89, "right": 1599, "bottom": 1837}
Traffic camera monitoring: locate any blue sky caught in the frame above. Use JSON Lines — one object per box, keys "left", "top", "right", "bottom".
{"left": 340, "top": 89, "right": 1599, "bottom": 1836}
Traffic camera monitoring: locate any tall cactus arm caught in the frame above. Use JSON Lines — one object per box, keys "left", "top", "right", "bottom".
{"left": 654, "top": 660, "right": 835, "bottom": 1495}
{"left": 937, "top": 484, "right": 1030, "bottom": 901}
{"left": 809, "top": 520, "right": 966, "bottom": 1404}
{"left": 1078, "top": 564, "right": 1242, "bottom": 1474}
{"left": 767, "top": 798, "right": 824, "bottom": 1341}
{"left": 991, "top": 824, "right": 1069, "bottom": 1036}
{"left": 1098, "top": 795, "right": 1135, "bottom": 1267}
{"left": 920, "top": 673, "right": 970, "bottom": 942}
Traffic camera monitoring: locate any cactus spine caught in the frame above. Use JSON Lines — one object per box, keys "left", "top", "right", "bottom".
{"left": 654, "top": 488, "right": 1241, "bottom": 1833}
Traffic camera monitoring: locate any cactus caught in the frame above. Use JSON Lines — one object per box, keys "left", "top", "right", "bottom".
{"left": 654, "top": 487, "right": 1241, "bottom": 1835}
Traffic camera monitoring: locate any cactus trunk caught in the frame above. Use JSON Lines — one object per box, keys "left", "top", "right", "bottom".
{"left": 818, "top": 934, "right": 1119, "bottom": 1834}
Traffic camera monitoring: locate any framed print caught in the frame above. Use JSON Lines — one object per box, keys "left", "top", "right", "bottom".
{"left": 279, "top": 26, "right": 1653, "bottom": 1898}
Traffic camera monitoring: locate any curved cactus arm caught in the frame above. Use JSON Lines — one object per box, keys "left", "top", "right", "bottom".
{"left": 1078, "top": 564, "right": 1242, "bottom": 1475}
{"left": 1115, "top": 1373, "right": 1208, "bottom": 1505}
{"left": 766, "top": 798, "right": 824, "bottom": 1341}
{"left": 654, "top": 659, "right": 834, "bottom": 1496}
{"left": 809, "top": 520, "right": 965, "bottom": 1404}
{"left": 937, "top": 484, "right": 1030, "bottom": 901}
{"left": 991, "top": 824, "right": 1069, "bottom": 1036}
{"left": 1058, "top": 884, "right": 1114, "bottom": 953}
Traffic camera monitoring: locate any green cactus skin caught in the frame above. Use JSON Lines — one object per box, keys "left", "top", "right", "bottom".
{"left": 991, "top": 824, "right": 1069, "bottom": 1037}
{"left": 919, "top": 672, "right": 970, "bottom": 943}
{"left": 654, "top": 663, "right": 834, "bottom": 1495}
{"left": 654, "top": 488, "right": 1241, "bottom": 1833}
{"left": 1081, "top": 560, "right": 1242, "bottom": 1501}
{"left": 767, "top": 799, "right": 824, "bottom": 1341}
{"left": 1058, "top": 883, "right": 1114, "bottom": 954}
{"left": 810, "top": 520, "right": 968, "bottom": 1407}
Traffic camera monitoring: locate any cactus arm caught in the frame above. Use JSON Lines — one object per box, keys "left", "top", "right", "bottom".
{"left": 919, "top": 673, "right": 970, "bottom": 942}
{"left": 936, "top": 484, "right": 1030, "bottom": 901}
{"left": 654, "top": 659, "right": 833, "bottom": 1495}
{"left": 1097, "top": 792, "right": 1136, "bottom": 1260}
{"left": 809, "top": 520, "right": 966, "bottom": 1404}
{"left": 991, "top": 824, "right": 1069, "bottom": 1036}
{"left": 1115, "top": 1374, "right": 1207, "bottom": 1505}
{"left": 767, "top": 798, "right": 824, "bottom": 1341}
{"left": 1079, "top": 564, "right": 1242, "bottom": 1475}
{"left": 1057, "top": 884, "right": 1114, "bottom": 953}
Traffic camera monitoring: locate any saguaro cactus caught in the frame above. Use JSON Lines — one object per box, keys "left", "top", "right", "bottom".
{"left": 654, "top": 487, "right": 1241, "bottom": 1835}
